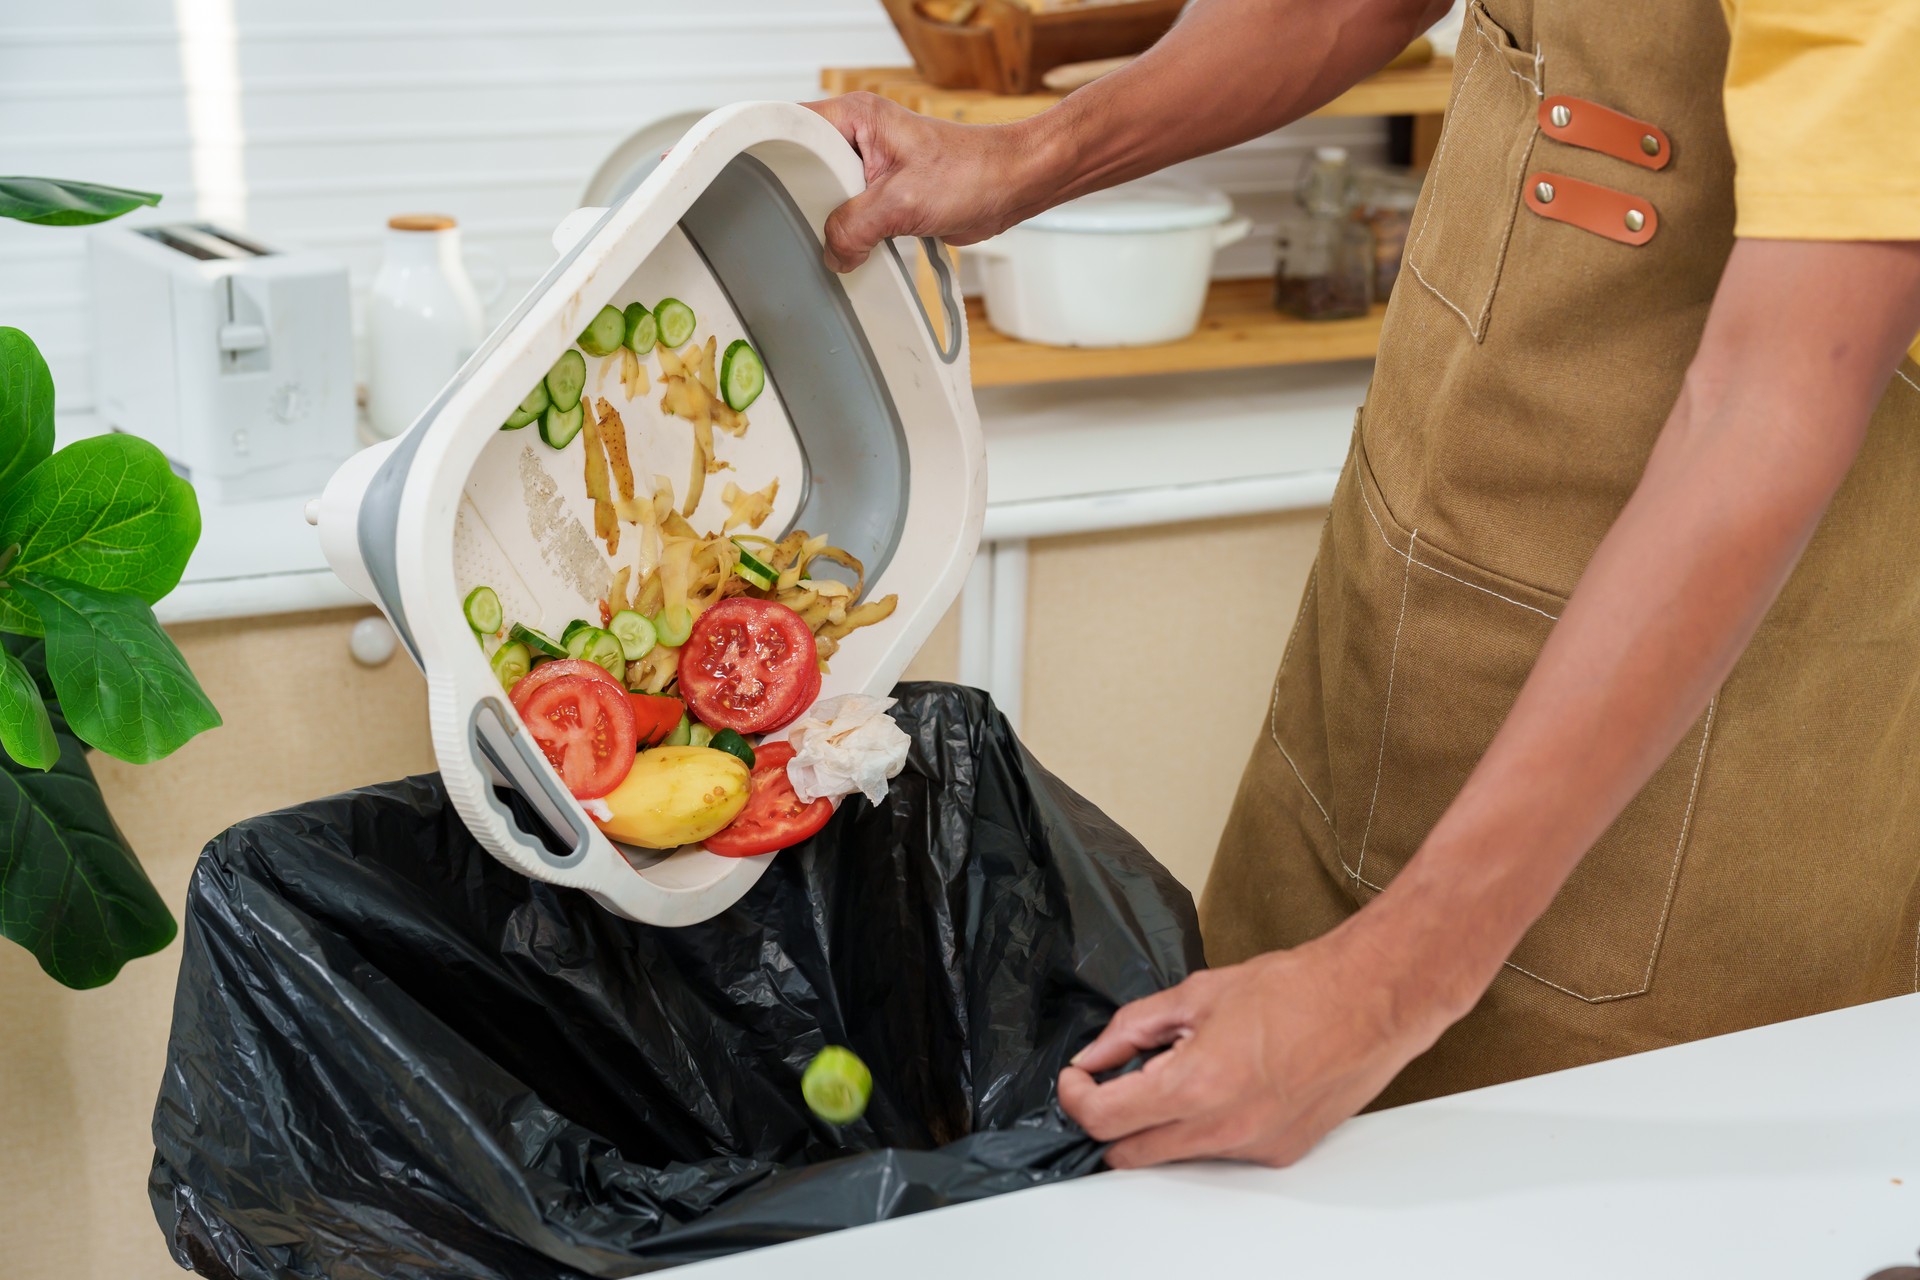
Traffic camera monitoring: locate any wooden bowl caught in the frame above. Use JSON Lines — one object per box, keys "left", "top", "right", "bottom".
{"left": 882, "top": 0, "right": 1186, "bottom": 96}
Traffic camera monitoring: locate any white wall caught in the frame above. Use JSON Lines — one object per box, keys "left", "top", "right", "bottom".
{"left": 1, "top": 0, "right": 1383, "bottom": 434}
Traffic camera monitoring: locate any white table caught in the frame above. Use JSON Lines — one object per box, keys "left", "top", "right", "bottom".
{"left": 673, "top": 995, "right": 1920, "bottom": 1280}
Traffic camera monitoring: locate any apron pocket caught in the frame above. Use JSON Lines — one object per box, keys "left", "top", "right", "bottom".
{"left": 1402, "top": 0, "right": 1542, "bottom": 342}
{"left": 1313, "top": 435, "right": 1715, "bottom": 1003}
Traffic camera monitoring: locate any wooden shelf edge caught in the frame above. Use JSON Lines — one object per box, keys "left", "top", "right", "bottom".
{"left": 966, "top": 284, "right": 1385, "bottom": 388}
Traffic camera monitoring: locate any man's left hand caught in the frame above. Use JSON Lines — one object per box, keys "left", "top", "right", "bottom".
{"left": 1057, "top": 923, "right": 1457, "bottom": 1169}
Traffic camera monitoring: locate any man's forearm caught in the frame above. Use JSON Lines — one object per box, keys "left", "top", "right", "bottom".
{"left": 1012, "top": 0, "right": 1446, "bottom": 208}
{"left": 1348, "top": 239, "right": 1920, "bottom": 1028}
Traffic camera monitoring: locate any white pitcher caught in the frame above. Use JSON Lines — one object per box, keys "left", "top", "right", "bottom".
{"left": 365, "top": 214, "right": 504, "bottom": 440}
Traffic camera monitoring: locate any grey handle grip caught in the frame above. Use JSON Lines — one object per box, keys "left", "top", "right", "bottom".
{"left": 897, "top": 237, "right": 964, "bottom": 365}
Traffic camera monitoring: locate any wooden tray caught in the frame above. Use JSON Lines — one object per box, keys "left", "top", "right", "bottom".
{"left": 881, "top": 0, "right": 1185, "bottom": 95}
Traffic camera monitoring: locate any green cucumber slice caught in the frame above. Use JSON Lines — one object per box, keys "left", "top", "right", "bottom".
{"left": 720, "top": 339, "right": 765, "bottom": 411}
{"left": 662, "top": 714, "right": 693, "bottom": 748}
{"left": 609, "top": 609, "right": 657, "bottom": 661}
{"left": 565, "top": 627, "right": 626, "bottom": 680}
{"left": 489, "top": 641, "right": 532, "bottom": 692}
{"left": 708, "top": 728, "right": 755, "bottom": 769}
{"left": 545, "top": 348, "right": 587, "bottom": 407}
{"left": 539, "top": 400, "right": 585, "bottom": 448}
{"left": 731, "top": 541, "right": 777, "bottom": 590}
{"left": 623, "top": 303, "right": 658, "bottom": 353}
{"left": 802, "top": 1046, "right": 872, "bottom": 1125}
{"left": 561, "top": 618, "right": 595, "bottom": 647}
{"left": 654, "top": 297, "right": 696, "bottom": 348}
{"left": 654, "top": 604, "right": 694, "bottom": 648}
{"left": 508, "top": 623, "right": 567, "bottom": 660}
{"left": 578, "top": 304, "right": 625, "bottom": 357}
{"left": 463, "top": 586, "right": 503, "bottom": 634}
{"left": 503, "top": 380, "right": 550, "bottom": 429}
{"left": 688, "top": 723, "right": 714, "bottom": 749}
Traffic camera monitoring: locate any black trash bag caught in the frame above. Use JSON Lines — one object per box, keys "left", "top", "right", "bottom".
{"left": 150, "top": 684, "right": 1201, "bottom": 1280}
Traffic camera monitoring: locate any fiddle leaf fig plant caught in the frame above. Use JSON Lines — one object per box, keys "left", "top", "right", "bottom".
{"left": 0, "top": 178, "right": 222, "bottom": 989}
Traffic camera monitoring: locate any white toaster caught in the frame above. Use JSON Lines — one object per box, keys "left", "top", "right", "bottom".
{"left": 89, "top": 222, "right": 357, "bottom": 503}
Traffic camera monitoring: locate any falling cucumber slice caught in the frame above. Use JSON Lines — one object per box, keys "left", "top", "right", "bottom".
{"left": 662, "top": 714, "right": 693, "bottom": 747}
{"left": 504, "top": 380, "right": 550, "bottom": 429}
{"left": 560, "top": 618, "right": 596, "bottom": 647}
{"left": 720, "top": 339, "right": 765, "bottom": 411}
{"left": 623, "top": 303, "right": 658, "bottom": 353}
{"left": 540, "top": 400, "right": 585, "bottom": 448}
{"left": 489, "top": 641, "right": 531, "bottom": 692}
{"left": 708, "top": 728, "right": 755, "bottom": 769}
{"left": 653, "top": 604, "right": 694, "bottom": 648}
{"left": 732, "top": 541, "right": 777, "bottom": 590}
{"left": 508, "top": 623, "right": 567, "bottom": 660}
{"left": 654, "top": 297, "right": 696, "bottom": 348}
{"left": 688, "top": 723, "right": 714, "bottom": 749}
{"left": 802, "top": 1046, "right": 872, "bottom": 1125}
{"left": 609, "top": 609, "right": 657, "bottom": 661}
{"left": 578, "top": 304, "right": 625, "bottom": 357}
{"left": 463, "top": 586, "right": 503, "bottom": 634}
{"left": 544, "top": 348, "right": 587, "bottom": 407}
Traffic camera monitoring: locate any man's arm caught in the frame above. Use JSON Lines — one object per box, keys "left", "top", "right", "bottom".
{"left": 1058, "top": 238, "right": 1920, "bottom": 1168}
{"left": 806, "top": 0, "right": 1448, "bottom": 269}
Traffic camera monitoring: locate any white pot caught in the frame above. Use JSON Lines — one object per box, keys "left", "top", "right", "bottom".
{"left": 972, "top": 181, "right": 1251, "bottom": 348}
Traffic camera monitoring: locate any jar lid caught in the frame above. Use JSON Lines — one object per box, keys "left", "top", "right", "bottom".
{"left": 389, "top": 213, "right": 457, "bottom": 232}
{"left": 1022, "top": 180, "right": 1233, "bottom": 234}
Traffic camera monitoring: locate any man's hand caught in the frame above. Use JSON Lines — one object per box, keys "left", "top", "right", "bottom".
{"left": 803, "top": 94, "right": 1051, "bottom": 271}
{"left": 1058, "top": 917, "right": 1462, "bottom": 1168}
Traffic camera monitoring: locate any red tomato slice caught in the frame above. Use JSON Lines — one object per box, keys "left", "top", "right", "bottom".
{"left": 703, "top": 741, "right": 832, "bottom": 857}
{"left": 678, "top": 599, "right": 819, "bottom": 734}
{"left": 509, "top": 658, "right": 624, "bottom": 714}
{"left": 628, "top": 692, "right": 685, "bottom": 748}
{"left": 519, "top": 675, "right": 637, "bottom": 800}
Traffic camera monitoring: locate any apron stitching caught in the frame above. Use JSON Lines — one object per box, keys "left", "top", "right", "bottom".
{"left": 1505, "top": 696, "right": 1718, "bottom": 1002}
{"left": 1897, "top": 368, "right": 1919, "bottom": 395}
{"left": 1268, "top": 570, "right": 1337, "bottom": 833}
{"left": 1406, "top": 41, "right": 1489, "bottom": 336}
{"left": 1358, "top": 471, "right": 1560, "bottom": 621}
{"left": 1472, "top": 15, "right": 1543, "bottom": 96}
{"left": 1353, "top": 527, "right": 1419, "bottom": 885}
{"left": 1469, "top": 123, "right": 1541, "bottom": 334}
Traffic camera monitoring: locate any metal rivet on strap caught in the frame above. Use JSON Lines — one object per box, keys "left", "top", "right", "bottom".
{"left": 1641, "top": 134, "right": 1661, "bottom": 156}
{"left": 1550, "top": 104, "right": 1571, "bottom": 128}
{"left": 1624, "top": 209, "right": 1646, "bottom": 232}
{"left": 1534, "top": 181, "right": 1556, "bottom": 203}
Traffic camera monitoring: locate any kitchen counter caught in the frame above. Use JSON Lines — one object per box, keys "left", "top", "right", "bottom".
{"left": 671, "top": 995, "right": 1920, "bottom": 1280}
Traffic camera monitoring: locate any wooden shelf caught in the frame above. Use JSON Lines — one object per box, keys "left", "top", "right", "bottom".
{"left": 967, "top": 279, "right": 1384, "bottom": 387}
{"left": 821, "top": 60, "right": 1452, "bottom": 125}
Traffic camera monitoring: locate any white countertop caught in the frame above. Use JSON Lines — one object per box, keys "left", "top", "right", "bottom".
{"left": 63, "top": 360, "right": 1370, "bottom": 626}
{"left": 672, "top": 995, "right": 1920, "bottom": 1280}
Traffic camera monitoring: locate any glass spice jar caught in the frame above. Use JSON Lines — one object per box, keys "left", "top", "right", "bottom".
{"left": 1274, "top": 146, "right": 1374, "bottom": 321}
{"left": 1354, "top": 166, "right": 1423, "bottom": 301}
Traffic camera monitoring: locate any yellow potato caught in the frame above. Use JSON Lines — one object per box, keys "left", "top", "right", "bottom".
{"left": 592, "top": 746, "right": 750, "bottom": 849}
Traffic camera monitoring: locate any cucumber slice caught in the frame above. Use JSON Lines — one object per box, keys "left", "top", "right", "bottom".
{"left": 720, "top": 339, "right": 765, "bottom": 411}
{"left": 463, "top": 586, "right": 503, "bottom": 634}
{"left": 623, "top": 303, "right": 658, "bottom": 354}
{"left": 539, "top": 400, "right": 585, "bottom": 448}
{"left": 508, "top": 623, "right": 567, "bottom": 660}
{"left": 545, "top": 348, "right": 587, "bottom": 407}
{"left": 560, "top": 618, "right": 595, "bottom": 647}
{"left": 609, "top": 609, "right": 657, "bottom": 661}
{"left": 566, "top": 627, "right": 626, "bottom": 680}
{"left": 662, "top": 714, "right": 693, "bottom": 748}
{"left": 503, "top": 380, "right": 550, "bottom": 429}
{"left": 688, "top": 723, "right": 714, "bottom": 750}
{"left": 731, "top": 541, "right": 777, "bottom": 590}
{"left": 654, "top": 604, "right": 694, "bottom": 648}
{"left": 654, "top": 297, "right": 696, "bottom": 348}
{"left": 489, "top": 641, "right": 532, "bottom": 693}
{"left": 578, "top": 304, "right": 625, "bottom": 357}
{"left": 708, "top": 728, "right": 755, "bottom": 769}
{"left": 802, "top": 1046, "right": 872, "bottom": 1125}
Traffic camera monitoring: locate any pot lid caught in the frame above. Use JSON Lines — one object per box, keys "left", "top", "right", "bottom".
{"left": 1022, "top": 180, "right": 1234, "bottom": 234}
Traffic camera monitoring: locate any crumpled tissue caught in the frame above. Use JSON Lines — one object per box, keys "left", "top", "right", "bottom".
{"left": 783, "top": 693, "right": 912, "bottom": 806}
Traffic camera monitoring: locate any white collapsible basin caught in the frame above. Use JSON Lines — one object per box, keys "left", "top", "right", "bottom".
{"left": 312, "top": 102, "right": 984, "bottom": 927}
{"left": 973, "top": 180, "right": 1251, "bottom": 348}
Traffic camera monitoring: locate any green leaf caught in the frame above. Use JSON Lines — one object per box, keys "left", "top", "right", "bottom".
{"left": 0, "top": 646, "right": 57, "bottom": 770}
{"left": 12, "top": 575, "right": 220, "bottom": 764}
{"left": 0, "top": 635, "right": 175, "bottom": 988}
{"left": 0, "top": 177, "right": 161, "bottom": 228}
{"left": 0, "top": 434, "right": 201, "bottom": 602}
{"left": 0, "top": 326, "right": 55, "bottom": 498}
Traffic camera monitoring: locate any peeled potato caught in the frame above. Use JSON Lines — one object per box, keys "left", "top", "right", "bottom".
{"left": 592, "top": 746, "right": 750, "bottom": 849}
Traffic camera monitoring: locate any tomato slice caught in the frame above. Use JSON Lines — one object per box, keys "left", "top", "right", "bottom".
{"left": 509, "top": 658, "right": 624, "bottom": 714}
{"left": 519, "top": 675, "right": 637, "bottom": 800}
{"left": 628, "top": 692, "right": 685, "bottom": 748}
{"left": 678, "top": 599, "right": 819, "bottom": 734}
{"left": 703, "top": 741, "right": 832, "bottom": 857}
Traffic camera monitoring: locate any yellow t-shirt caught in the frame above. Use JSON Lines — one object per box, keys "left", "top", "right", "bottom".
{"left": 1722, "top": 0, "right": 1920, "bottom": 241}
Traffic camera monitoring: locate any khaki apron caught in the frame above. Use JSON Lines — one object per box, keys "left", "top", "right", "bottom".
{"left": 1202, "top": 0, "right": 1920, "bottom": 1106}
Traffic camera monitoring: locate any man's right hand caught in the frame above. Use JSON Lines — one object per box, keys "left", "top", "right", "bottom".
{"left": 803, "top": 93, "right": 1055, "bottom": 272}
